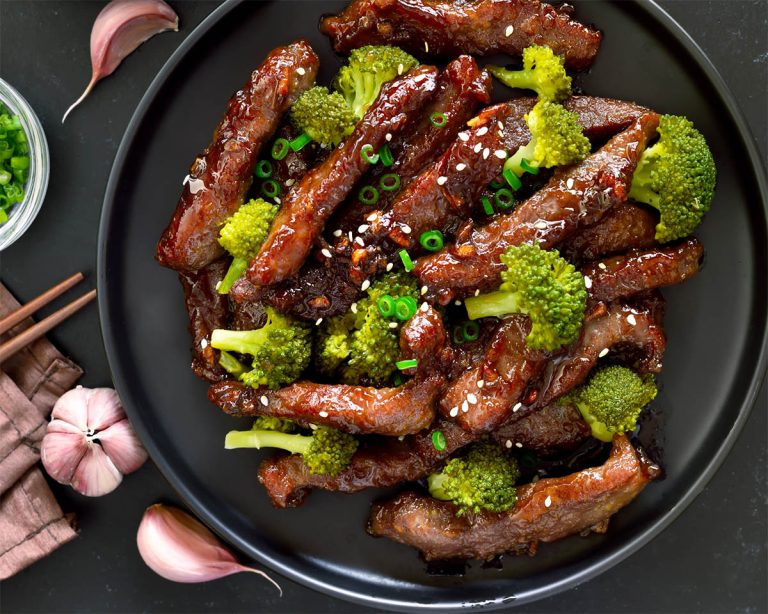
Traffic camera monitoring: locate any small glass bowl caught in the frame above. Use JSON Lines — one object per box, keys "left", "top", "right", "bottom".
{"left": 0, "top": 78, "right": 50, "bottom": 251}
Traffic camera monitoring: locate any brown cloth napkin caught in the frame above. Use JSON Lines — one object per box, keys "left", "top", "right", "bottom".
{"left": 0, "top": 282, "right": 82, "bottom": 580}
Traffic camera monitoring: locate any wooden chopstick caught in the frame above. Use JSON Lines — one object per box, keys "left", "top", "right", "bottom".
{"left": 0, "top": 272, "right": 84, "bottom": 336}
{"left": 0, "top": 289, "right": 96, "bottom": 364}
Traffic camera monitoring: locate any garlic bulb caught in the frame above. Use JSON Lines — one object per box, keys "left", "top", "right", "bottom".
{"left": 137, "top": 504, "right": 282, "bottom": 592}
{"left": 41, "top": 387, "right": 147, "bottom": 497}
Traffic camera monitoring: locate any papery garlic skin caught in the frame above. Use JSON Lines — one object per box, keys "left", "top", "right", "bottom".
{"left": 41, "top": 387, "right": 147, "bottom": 497}
{"left": 137, "top": 504, "right": 282, "bottom": 593}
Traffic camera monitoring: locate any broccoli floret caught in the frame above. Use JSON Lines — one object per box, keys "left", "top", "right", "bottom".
{"left": 315, "top": 271, "right": 419, "bottom": 385}
{"left": 334, "top": 45, "right": 420, "bottom": 119}
{"left": 224, "top": 423, "right": 358, "bottom": 476}
{"left": 210, "top": 307, "right": 311, "bottom": 389}
{"left": 464, "top": 243, "right": 587, "bottom": 350}
{"left": 487, "top": 45, "right": 571, "bottom": 102}
{"left": 427, "top": 441, "right": 519, "bottom": 516}
{"left": 505, "top": 99, "right": 591, "bottom": 177}
{"left": 290, "top": 86, "right": 357, "bottom": 146}
{"left": 217, "top": 198, "right": 279, "bottom": 294}
{"left": 250, "top": 416, "right": 296, "bottom": 433}
{"left": 565, "top": 365, "right": 658, "bottom": 442}
{"left": 628, "top": 114, "right": 716, "bottom": 243}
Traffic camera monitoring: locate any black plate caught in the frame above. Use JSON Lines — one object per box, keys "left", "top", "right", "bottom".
{"left": 98, "top": 1, "right": 768, "bottom": 610}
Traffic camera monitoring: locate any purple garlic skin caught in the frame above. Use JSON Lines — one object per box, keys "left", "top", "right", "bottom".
{"left": 62, "top": 0, "right": 179, "bottom": 123}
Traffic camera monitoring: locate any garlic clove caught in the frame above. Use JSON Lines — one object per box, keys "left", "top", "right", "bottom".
{"left": 41, "top": 428, "right": 89, "bottom": 485}
{"left": 137, "top": 504, "right": 282, "bottom": 592}
{"left": 70, "top": 443, "right": 123, "bottom": 497}
{"left": 85, "top": 387, "right": 125, "bottom": 431}
{"left": 51, "top": 387, "right": 91, "bottom": 432}
{"left": 98, "top": 418, "right": 148, "bottom": 474}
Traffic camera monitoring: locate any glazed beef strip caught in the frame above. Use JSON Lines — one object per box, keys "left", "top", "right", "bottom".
{"left": 583, "top": 237, "right": 704, "bottom": 306}
{"left": 208, "top": 375, "right": 442, "bottom": 436}
{"left": 560, "top": 202, "right": 659, "bottom": 265}
{"left": 157, "top": 41, "right": 319, "bottom": 271}
{"left": 398, "top": 304, "right": 452, "bottom": 376}
{"left": 246, "top": 66, "right": 440, "bottom": 286}
{"left": 491, "top": 402, "right": 591, "bottom": 456}
{"left": 178, "top": 260, "right": 230, "bottom": 382}
{"left": 321, "top": 0, "right": 602, "bottom": 71}
{"left": 351, "top": 96, "right": 650, "bottom": 285}
{"left": 415, "top": 112, "right": 661, "bottom": 304}
{"left": 367, "top": 434, "right": 659, "bottom": 560}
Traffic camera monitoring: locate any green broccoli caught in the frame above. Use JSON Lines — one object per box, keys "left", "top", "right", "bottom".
{"left": 334, "top": 45, "right": 420, "bottom": 119}
{"left": 290, "top": 86, "right": 357, "bottom": 146}
{"left": 504, "top": 99, "right": 591, "bottom": 178}
{"left": 315, "top": 271, "right": 419, "bottom": 385}
{"left": 218, "top": 350, "right": 248, "bottom": 378}
{"left": 427, "top": 441, "right": 520, "bottom": 516}
{"left": 210, "top": 306, "right": 311, "bottom": 389}
{"left": 249, "top": 416, "right": 297, "bottom": 433}
{"left": 217, "top": 198, "right": 278, "bottom": 294}
{"left": 565, "top": 365, "right": 658, "bottom": 442}
{"left": 224, "top": 422, "right": 358, "bottom": 476}
{"left": 464, "top": 243, "right": 587, "bottom": 351}
{"left": 628, "top": 114, "right": 716, "bottom": 243}
{"left": 487, "top": 44, "right": 572, "bottom": 102}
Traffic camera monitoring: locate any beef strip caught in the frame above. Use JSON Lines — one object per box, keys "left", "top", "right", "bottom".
{"left": 351, "top": 96, "right": 650, "bottom": 285}
{"left": 560, "top": 202, "right": 659, "bottom": 265}
{"left": 178, "top": 260, "right": 230, "bottom": 382}
{"left": 208, "top": 374, "right": 442, "bottom": 436}
{"left": 491, "top": 402, "right": 590, "bottom": 455}
{"left": 367, "top": 434, "right": 659, "bottom": 560}
{"left": 583, "top": 237, "right": 703, "bottom": 306}
{"left": 321, "top": 0, "right": 602, "bottom": 71}
{"left": 246, "top": 66, "right": 440, "bottom": 286}
{"left": 398, "top": 304, "right": 452, "bottom": 376}
{"left": 415, "top": 112, "right": 661, "bottom": 304}
{"left": 257, "top": 418, "right": 474, "bottom": 507}
{"left": 157, "top": 41, "right": 319, "bottom": 271}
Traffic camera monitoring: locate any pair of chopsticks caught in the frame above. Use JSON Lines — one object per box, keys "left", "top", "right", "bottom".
{"left": 0, "top": 272, "right": 96, "bottom": 363}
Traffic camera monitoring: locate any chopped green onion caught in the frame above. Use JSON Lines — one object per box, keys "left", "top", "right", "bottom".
{"left": 494, "top": 188, "right": 515, "bottom": 210}
{"left": 396, "top": 358, "right": 419, "bottom": 371}
{"left": 452, "top": 325, "right": 466, "bottom": 345}
{"left": 261, "top": 179, "right": 280, "bottom": 199}
{"left": 481, "top": 195, "right": 494, "bottom": 216}
{"left": 271, "top": 138, "right": 290, "bottom": 160}
{"left": 379, "top": 173, "right": 401, "bottom": 192}
{"left": 395, "top": 296, "right": 417, "bottom": 321}
{"left": 461, "top": 320, "right": 480, "bottom": 341}
{"left": 358, "top": 185, "right": 379, "bottom": 205}
{"left": 289, "top": 132, "right": 312, "bottom": 151}
{"left": 399, "top": 249, "right": 414, "bottom": 272}
{"left": 432, "top": 430, "right": 446, "bottom": 450}
{"left": 430, "top": 112, "right": 447, "bottom": 128}
{"left": 255, "top": 159, "right": 273, "bottom": 179}
{"left": 419, "top": 230, "right": 444, "bottom": 252}
{"left": 377, "top": 295, "right": 396, "bottom": 318}
{"left": 503, "top": 167, "right": 522, "bottom": 190}
{"left": 361, "top": 144, "right": 379, "bottom": 164}
{"left": 379, "top": 144, "right": 394, "bottom": 167}
{"left": 393, "top": 373, "right": 404, "bottom": 386}
{"left": 489, "top": 179, "right": 505, "bottom": 190}
{"left": 0, "top": 170, "right": 10, "bottom": 186}
{"left": 520, "top": 158, "right": 540, "bottom": 175}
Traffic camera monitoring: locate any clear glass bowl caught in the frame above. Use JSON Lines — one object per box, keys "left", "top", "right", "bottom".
{"left": 0, "top": 78, "right": 50, "bottom": 251}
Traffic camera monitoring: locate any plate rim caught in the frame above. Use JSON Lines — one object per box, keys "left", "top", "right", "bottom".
{"left": 97, "top": 0, "right": 768, "bottom": 610}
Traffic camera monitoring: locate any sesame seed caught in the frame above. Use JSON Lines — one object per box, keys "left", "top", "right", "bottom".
{"left": 285, "top": 178, "right": 295, "bottom": 187}
{"left": 505, "top": 25, "right": 514, "bottom": 37}
{"left": 544, "top": 495, "right": 552, "bottom": 508}
{"left": 424, "top": 41, "right": 429, "bottom": 52}
{"left": 477, "top": 126, "right": 489, "bottom": 136}
{"left": 461, "top": 400, "right": 469, "bottom": 413}
{"left": 458, "top": 132, "right": 470, "bottom": 142}
{"left": 389, "top": 321, "right": 399, "bottom": 328}
{"left": 477, "top": 380, "right": 485, "bottom": 388}
{"left": 358, "top": 224, "right": 369, "bottom": 233}
{"left": 367, "top": 212, "right": 378, "bottom": 222}
{"left": 316, "top": 318, "right": 323, "bottom": 326}
{"left": 215, "top": 281, "right": 221, "bottom": 291}
{"left": 599, "top": 348, "right": 610, "bottom": 357}
{"left": 566, "top": 177, "right": 575, "bottom": 190}
{"left": 260, "top": 395, "right": 269, "bottom": 406}
{"left": 420, "top": 302, "right": 429, "bottom": 312}
{"left": 398, "top": 435, "right": 405, "bottom": 441}
{"left": 474, "top": 289, "right": 481, "bottom": 296}
{"left": 482, "top": 148, "right": 490, "bottom": 159}
{"left": 437, "top": 176, "right": 448, "bottom": 186}
{"left": 319, "top": 410, "right": 329, "bottom": 418}
{"left": 627, "top": 314, "right": 637, "bottom": 326}
{"left": 397, "top": 63, "right": 404, "bottom": 75}
{"left": 450, "top": 406, "right": 459, "bottom": 417}
{"left": 333, "top": 229, "right": 342, "bottom": 237}
{"left": 467, "top": 393, "right": 478, "bottom": 404}
{"left": 386, "top": 132, "right": 393, "bottom": 141}
{"left": 386, "top": 262, "right": 394, "bottom": 272}
{"left": 584, "top": 276, "right": 592, "bottom": 289}
{"left": 297, "top": 67, "right": 306, "bottom": 75}
{"left": 348, "top": 231, "right": 353, "bottom": 242}
{"left": 494, "top": 150, "right": 507, "bottom": 159}
{"left": 401, "top": 224, "right": 412, "bottom": 234}
{"left": 421, "top": 285, "right": 428, "bottom": 295}
{"left": 598, "top": 262, "right": 607, "bottom": 270}
{"left": 456, "top": 163, "right": 467, "bottom": 171}
{"left": 355, "top": 236, "right": 365, "bottom": 247}
{"left": 361, "top": 279, "right": 371, "bottom": 291}
{"left": 497, "top": 121, "right": 504, "bottom": 131}
{"left": 454, "top": 299, "right": 462, "bottom": 306}
{"left": 534, "top": 221, "right": 548, "bottom": 230}
{"left": 505, "top": 440, "right": 513, "bottom": 448}
{"left": 351, "top": 303, "right": 358, "bottom": 314}
{"left": 474, "top": 142, "right": 483, "bottom": 153}
{"left": 321, "top": 248, "right": 332, "bottom": 258}
{"left": 515, "top": 442, "right": 523, "bottom": 448}
{"left": 513, "top": 402, "right": 522, "bottom": 412}
{"left": 200, "top": 338, "right": 208, "bottom": 349}
{"left": 274, "top": 197, "right": 281, "bottom": 204}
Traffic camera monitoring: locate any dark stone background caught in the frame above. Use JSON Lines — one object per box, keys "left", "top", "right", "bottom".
{"left": 1, "top": 1, "right": 765, "bottom": 612}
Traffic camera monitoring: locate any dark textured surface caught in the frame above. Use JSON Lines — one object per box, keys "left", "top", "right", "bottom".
{"left": 0, "top": 1, "right": 765, "bottom": 612}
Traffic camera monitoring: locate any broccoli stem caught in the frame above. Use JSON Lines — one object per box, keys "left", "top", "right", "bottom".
{"left": 505, "top": 141, "right": 537, "bottom": 177}
{"left": 210, "top": 328, "right": 268, "bottom": 355}
{"left": 487, "top": 67, "right": 535, "bottom": 92}
{"left": 465, "top": 289, "right": 521, "bottom": 321}
{"left": 224, "top": 429, "right": 313, "bottom": 454}
{"left": 426, "top": 473, "right": 451, "bottom": 501}
{"left": 217, "top": 257, "right": 249, "bottom": 295}
{"left": 218, "top": 350, "right": 247, "bottom": 377}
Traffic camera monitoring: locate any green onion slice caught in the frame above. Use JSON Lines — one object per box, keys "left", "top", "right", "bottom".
{"left": 396, "top": 358, "right": 419, "bottom": 371}
{"left": 261, "top": 179, "right": 280, "bottom": 199}
{"left": 430, "top": 112, "right": 447, "bottom": 128}
{"left": 481, "top": 195, "right": 494, "bottom": 216}
{"left": 289, "top": 132, "right": 312, "bottom": 151}
{"left": 379, "top": 173, "right": 401, "bottom": 192}
{"left": 452, "top": 325, "right": 466, "bottom": 345}
{"left": 393, "top": 373, "right": 404, "bottom": 386}
{"left": 432, "top": 430, "right": 446, "bottom": 450}
{"left": 520, "top": 158, "right": 540, "bottom": 175}
{"left": 503, "top": 167, "right": 522, "bottom": 190}
{"left": 361, "top": 144, "right": 379, "bottom": 164}
{"left": 494, "top": 188, "right": 515, "bottom": 210}
{"left": 379, "top": 144, "right": 394, "bottom": 167}
{"left": 461, "top": 320, "right": 480, "bottom": 341}
{"left": 419, "top": 230, "right": 444, "bottom": 252}
{"left": 489, "top": 179, "right": 505, "bottom": 190}
{"left": 395, "top": 296, "right": 417, "bottom": 321}
{"left": 271, "top": 138, "right": 290, "bottom": 160}
{"left": 399, "top": 249, "right": 414, "bottom": 272}
{"left": 358, "top": 185, "right": 379, "bottom": 205}
{"left": 255, "top": 159, "right": 273, "bottom": 179}
{"left": 377, "top": 295, "right": 396, "bottom": 318}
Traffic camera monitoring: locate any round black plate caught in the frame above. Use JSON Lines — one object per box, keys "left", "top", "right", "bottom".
{"left": 98, "top": 1, "right": 768, "bottom": 610}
